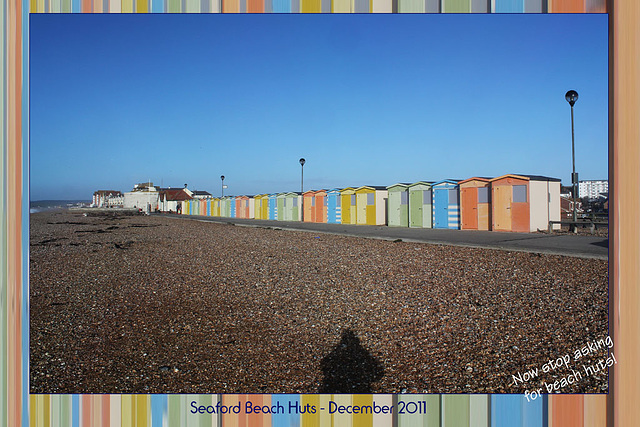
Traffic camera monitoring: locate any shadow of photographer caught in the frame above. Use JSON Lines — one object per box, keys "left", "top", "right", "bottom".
{"left": 319, "top": 328, "right": 384, "bottom": 393}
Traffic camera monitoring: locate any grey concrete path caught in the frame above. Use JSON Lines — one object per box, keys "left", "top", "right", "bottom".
{"left": 160, "top": 214, "right": 608, "bottom": 260}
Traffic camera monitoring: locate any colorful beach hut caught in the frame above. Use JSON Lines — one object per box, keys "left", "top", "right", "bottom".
{"left": 490, "top": 174, "right": 561, "bottom": 232}
{"left": 314, "top": 190, "right": 327, "bottom": 223}
{"left": 408, "top": 181, "right": 433, "bottom": 228}
{"left": 432, "top": 180, "right": 461, "bottom": 229}
{"left": 220, "top": 196, "right": 231, "bottom": 217}
{"left": 386, "top": 183, "right": 410, "bottom": 227}
{"left": 340, "top": 188, "right": 357, "bottom": 224}
{"left": 284, "top": 192, "right": 302, "bottom": 221}
{"left": 254, "top": 195, "right": 266, "bottom": 220}
{"left": 355, "top": 186, "right": 388, "bottom": 226}
{"left": 327, "top": 189, "right": 342, "bottom": 224}
{"left": 268, "top": 194, "right": 278, "bottom": 220}
{"left": 303, "top": 190, "right": 328, "bottom": 223}
{"left": 235, "top": 196, "right": 245, "bottom": 218}
{"left": 235, "top": 196, "right": 252, "bottom": 219}
{"left": 248, "top": 197, "right": 255, "bottom": 219}
{"left": 229, "top": 196, "right": 236, "bottom": 218}
{"left": 459, "top": 177, "right": 492, "bottom": 230}
{"left": 276, "top": 193, "right": 287, "bottom": 221}
{"left": 212, "top": 198, "right": 221, "bottom": 217}
{"left": 303, "top": 190, "right": 317, "bottom": 222}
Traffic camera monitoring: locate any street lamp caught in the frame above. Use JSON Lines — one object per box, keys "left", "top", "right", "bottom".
{"left": 299, "top": 158, "right": 305, "bottom": 221}
{"left": 221, "top": 175, "right": 225, "bottom": 198}
{"left": 565, "top": 90, "right": 579, "bottom": 232}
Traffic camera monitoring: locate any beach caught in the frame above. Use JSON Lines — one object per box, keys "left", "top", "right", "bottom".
{"left": 30, "top": 210, "right": 608, "bottom": 394}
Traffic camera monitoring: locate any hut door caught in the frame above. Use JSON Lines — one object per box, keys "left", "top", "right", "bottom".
{"left": 341, "top": 194, "right": 351, "bottom": 224}
{"left": 434, "top": 188, "right": 449, "bottom": 228}
{"left": 511, "top": 185, "right": 529, "bottom": 232}
{"left": 409, "top": 189, "right": 422, "bottom": 227}
{"left": 461, "top": 187, "right": 478, "bottom": 229}
{"left": 389, "top": 191, "right": 400, "bottom": 226}
{"left": 493, "top": 185, "right": 512, "bottom": 231}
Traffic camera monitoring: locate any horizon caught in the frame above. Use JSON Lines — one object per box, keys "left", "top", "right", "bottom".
{"left": 30, "top": 13, "right": 608, "bottom": 200}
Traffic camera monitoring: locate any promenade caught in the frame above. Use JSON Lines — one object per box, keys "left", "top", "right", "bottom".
{"left": 162, "top": 214, "right": 608, "bottom": 260}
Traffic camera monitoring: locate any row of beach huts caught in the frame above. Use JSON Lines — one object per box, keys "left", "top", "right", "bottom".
{"left": 176, "top": 174, "right": 562, "bottom": 233}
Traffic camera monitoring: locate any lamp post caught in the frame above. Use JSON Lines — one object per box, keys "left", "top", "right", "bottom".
{"left": 565, "top": 90, "right": 579, "bottom": 232}
{"left": 299, "top": 158, "right": 305, "bottom": 221}
{"left": 221, "top": 175, "right": 225, "bottom": 198}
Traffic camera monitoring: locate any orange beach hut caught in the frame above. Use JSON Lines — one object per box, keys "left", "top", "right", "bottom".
{"left": 459, "top": 177, "right": 492, "bottom": 230}
{"left": 490, "top": 174, "right": 561, "bottom": 232}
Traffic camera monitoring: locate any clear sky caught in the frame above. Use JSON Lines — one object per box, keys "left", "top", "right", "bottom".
{"left": 30, "top": 13, "right": 607, "bottom": 200}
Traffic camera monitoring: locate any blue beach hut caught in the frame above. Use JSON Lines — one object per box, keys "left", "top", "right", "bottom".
{"left": 268, "top": 193, "right": 278, "bottom": 220}
{"left": 229, "top": 196, "right": 236, "bottom": 218}
{"left": 432, "top": 180, "right": 461, "bottom": 229}
{"left": 327, "top": 189, "right": 342, "bottom": 224}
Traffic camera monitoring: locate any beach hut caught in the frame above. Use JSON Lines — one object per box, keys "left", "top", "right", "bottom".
{"left": 268, "top": 194, "right": 278, "bottom": 220}
{"left": 459, "top": 177, "right": 492, "bottom": 230}
{"left": 327, "top": 189, "right": 342, "bottom": 224}
{"left": 253, "top": 196, "right": 261, "bottom": 220}
{"left": 490, "top": 174, "right": 561, "bottom": 232}
{"left": 218, "top": 197, "right": 226, "bottom": 217}
{"left": 432, "top": 180, "right": 461, "bottom": 229}
{"left": 248, "top": 196, "right": 255, "bottom": 219}
{"left": 253, "top": 195, "right": 265, "bottom": 220}
{"left": 235, "top": 196, "right": 251, "bottom": 219}
{"left": 355, "top": 186, "right": 388, "bottom": 226}
{"left": 340, "top": 188, "right": 357, "bottom": 224}
{"left": 220, "top": 196, "right": 232, "bottom": 217}
{"left": 303, "top": 190, "right": 327, "bottom": 223}
{"left": 276, "top": 193, "right": 287, "bottom": 221}
{"left": 235, "top": 197, "right": 243, "bottom": 218}
{"left": 261, "top": 195, "right": 269, "bottom": 219}
{"left": 283, "top": 192, "right": 302, "bottom": 221}
{"left": 200, "top": 198, "right": 207, "bottom": 216}
{"left": 387, "top": 183, "right": 410, "bottom": 227}
{"left": 408, "top": 181, "right": 433, "bottom": 228}
{"left": 211, "top": 198, "right": 220, "bottom": 217}
{"left": 229, "top": 196, "right": 236, "bottom": 218}
{"left": 314, "top": 190, "right": 327, "bottom": 223}
{"left": 303, "top": 190, "right": 316, "bottom": 222}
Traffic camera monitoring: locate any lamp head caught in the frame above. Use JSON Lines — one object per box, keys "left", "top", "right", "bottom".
{"left": 565, "top": 90, "right": 579, "bottom": 107}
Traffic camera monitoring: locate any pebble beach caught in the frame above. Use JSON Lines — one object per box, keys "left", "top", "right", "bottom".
{"left": 30, "top": 210, "right": 609, "bottom": 394}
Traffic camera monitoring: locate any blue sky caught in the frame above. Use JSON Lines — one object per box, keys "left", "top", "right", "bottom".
{"left": 30, "top": 13, "right": 608, "bottom": 200}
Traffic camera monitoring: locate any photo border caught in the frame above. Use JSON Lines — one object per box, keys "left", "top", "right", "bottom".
{"left": 2, "top": 0, "right": 628, "bottom": 425}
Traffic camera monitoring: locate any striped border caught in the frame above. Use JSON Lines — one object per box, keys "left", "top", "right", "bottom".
{"left": 3, "top": 0, "right": 633, "bottom": 426}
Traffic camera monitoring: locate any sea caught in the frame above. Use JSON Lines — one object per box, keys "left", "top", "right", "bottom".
{"left": 29, "top": 200, "right": 91, "bottom": 214}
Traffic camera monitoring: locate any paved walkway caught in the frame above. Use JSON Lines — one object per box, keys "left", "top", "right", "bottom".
{"left": 160, "top": 214, "right": 608, "bottom": 260}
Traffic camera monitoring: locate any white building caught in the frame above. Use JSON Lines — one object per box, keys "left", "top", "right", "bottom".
{"left": 123, "top": 182, "right": 160, "bottom": 213}
{"left": 578, "top": 180, "right": 608, "bottom": 199}
{"left": 92, "top": 190, "right": 123, "bottom": 208}
{"left": 158, "top": 188, "right": 193, "bottom": 213}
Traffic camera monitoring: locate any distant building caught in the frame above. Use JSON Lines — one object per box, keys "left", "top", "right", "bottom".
{"left": 123, "top": 182, "right": 160, "bottom": 213}
{"left": 92, "top": 190, "right": 123, "bottom": 208}
{"left": 561, "top": 195, "right": 583, "bottom": 219}
{"left": 560, "top": 185, "right": 574, "bottom": 198}
{"left": 158, "top": 188, "right": 193, "bottom": 213}
{"left": 578, "top": 180, "right": 608, "bottom": 199}
{"left": 191, "top": 190, "right": 212, "bottom": 199}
